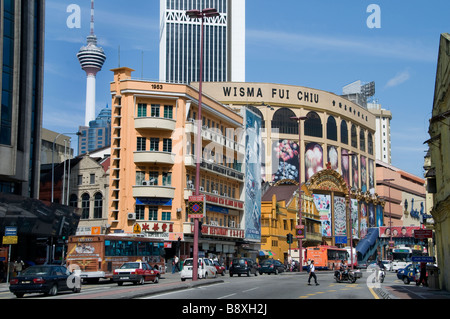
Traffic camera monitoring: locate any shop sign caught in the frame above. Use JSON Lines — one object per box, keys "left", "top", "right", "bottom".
{"left": 139, "top": 222, "right": 173, "bottom": 233}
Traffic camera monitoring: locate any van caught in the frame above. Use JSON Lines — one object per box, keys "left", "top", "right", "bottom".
{"left": 180, "top": 258, "right": 217, "bottom": 281}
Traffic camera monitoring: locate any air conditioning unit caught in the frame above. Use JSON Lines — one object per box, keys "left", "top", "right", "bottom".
{"left": 200, "top": 186, "right": 204, "bottom": 191}
{"left": 142, "top": 181, "right": 150, "bottom": 186}
{"left": 213, "top": 190, "right": 218, "bottom": 195}
{"left": 222, "top": 193, "right": 227, "bottom": 197}
{"left": 127, "top": 213, "right": 136, "bottom": 220}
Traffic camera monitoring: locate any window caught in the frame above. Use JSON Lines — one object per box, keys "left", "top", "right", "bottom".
{"left": 137, "top": 137, "right": 146, "bottom": 151}
{"left": 69, "top": 194, "right": 78, "bottom": 208}
{"left": 162, "top": 212, "right": 171, "bottom": 221}
{"left": 151, "top": 104, "right": 160, "bottom": 117}
{"left": 77, "top": 175, "right": 83, "bottom": 186}
{"left": 272, "top": 108, "right": 298, "bottom": 134}
{"left": 136, "top": 171, "right": 145, "bottom": 185}
{"left": 136, "top": 206, "right": 145, "bottom": 220}
{"left": 149, "top": 171, "right": 158, "bottom": 185}
{"left": 368, "top": 133, "right": 374, "bottom": 155}
{"left": 327, "top": 116, "right": 337, "bottom": 141}
{"left": 351, "top": 125, "right": 358, "bottom": 148}
{"left": 81, "top": 194, "right": 90, "bottom": 219}
{"left": 94, "top": 193, "right": 103, "bottom": 219}
{"left": 360, "top": 129, "right": 366, "bottom": 152}
{"left": 162, "top": 172, "right": 172, "bottom": 186}
{"left": 150, "top": 138, "right": 159, "bottom": 151}
{"left": 90, "top": 174, "right": 95, "bottom": 184}
{"left": 137, "top": 103, "right": 147, "bottom": 117}
{"left": 164, "top": 105, "right": 173, "bottom": 119}
{"left": 304, "top": 112, "right": 322, "bottom": 138}
{"left": 163, "top": 139, "right": 172, "bottom": 152}
{"left": 149, "top": 207, "right": 158, "bottom": 221}
{"left": 341, "top": 121, "right": 348, "bottom": 145}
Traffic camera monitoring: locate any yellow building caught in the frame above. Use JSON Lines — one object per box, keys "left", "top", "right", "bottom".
{"left": 260, "top": 183, "right": 321, "bottom": 264}
{"left": 426, "top": 33, "right": 450, "bottom": 292}
{"left": 108, "top": 67, "right": 255, "bottom": 262}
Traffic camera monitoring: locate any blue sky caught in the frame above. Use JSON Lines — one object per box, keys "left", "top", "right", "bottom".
{"left": 43, "top": 0, "right": 449, "bottom": 177}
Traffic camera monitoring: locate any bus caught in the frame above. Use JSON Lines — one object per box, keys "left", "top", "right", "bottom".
{"left": 392, "top": 246, "right": 423, "bottom": 272}
{"left": 66, "top": 234, "right": 165, "bottom": 283}
{"left": 306, "top": 246, "right": 348, "bottom": 270}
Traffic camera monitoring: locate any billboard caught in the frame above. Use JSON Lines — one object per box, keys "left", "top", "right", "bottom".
{"left": 334, "top": 196, "right": 347, "bottom": 237}
{"left": 379, "top": 226, "right": 420, "bottom": 238}
{"left": 305, "top": 142, "right": 323, "bottom": 181}
{"left": 244, "top": 108, "right": 262, "bottom": 241}
{"left": 272, "top": 139, "right": 299, "bottom": 182}
{"left": 313, "top": 194, "right": 331, "bottom": 237}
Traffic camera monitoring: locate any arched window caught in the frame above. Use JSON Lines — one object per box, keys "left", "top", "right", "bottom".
{"left": 271, "top": 108, "right": 298, "bottom": 134}
{"left": 368, "top": 133, "right": 374, "bottom": 155}
{"left": 327, "top": 116, "right": 337, "bottom": 141}
{"left": 360, "top": 129, "right": 366, "bottom": 152}
{"left": 94, "top": 193, "right": 103, "bottom": 219}
{"left": 304, "top": 112, "right": 322, "bottom": 138}
{"left": 351, "top": 125, "right": 358, "bottom": 148}
{"left": 247, "top": 105, "right": 265, "bottom": 129}
{"left": 81, "top": 193, "right": 90, "bottom": 219}
{"left": 69, "top": 194, "right": 78, "bottom": 208}
{"left": 341, "top": 121, "right": 348, "bottom": 145}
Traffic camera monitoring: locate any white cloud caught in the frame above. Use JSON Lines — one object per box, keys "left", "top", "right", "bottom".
{"left": 385, "top": 70, "right": 411, "bottom": 88}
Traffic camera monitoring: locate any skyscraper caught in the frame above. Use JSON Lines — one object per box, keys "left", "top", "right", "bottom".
{"left": 77, "top": 0, "right": 106, "bottom": 126}
{"left": 78, "top": 105, "right": 111, "bottom": 155}
{"left": 159, "top": 0, "right": 245, "bottom": 84}
{"left": 0, "top": 0, "right": 45, "bottom": 198}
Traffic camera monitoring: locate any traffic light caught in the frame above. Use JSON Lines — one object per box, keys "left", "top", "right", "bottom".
{"left": 286, "top": 233, "right": 293, "bottom": 244}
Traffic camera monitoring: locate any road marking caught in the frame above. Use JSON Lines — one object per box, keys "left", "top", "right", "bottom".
{"left": 218, "top": 293, "right": 236, "bottom": 299}
{"left": 242, "top": 287, "right": 258, "bottom": 293}
{"left": 369, "top": 287, "right": 379, "bottom": 299}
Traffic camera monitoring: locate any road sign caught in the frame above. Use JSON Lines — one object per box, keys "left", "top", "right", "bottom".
{"left": 133, "top": 223, "right": 141, "bottom": 234}
{"left": 412, "top": 256, "right": 435, "bottom": 263}
{"left": 414, "top": 229, "right": 433, "bottom": 239}
{"left": 5, "top": 227, "right": 17, "bottom": 236}
{"left": 2, "top": 236, "right": 18, "bottom": 245}
{"left": 188, "top": 195, "right": 205, "bottom": 218}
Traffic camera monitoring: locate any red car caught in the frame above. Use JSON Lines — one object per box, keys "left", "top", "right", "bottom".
{"left": 213, "top": 261, "right": 226, "bottom": 276}
{"left": 113, "top": 260, "right": 160, "bottom": 285}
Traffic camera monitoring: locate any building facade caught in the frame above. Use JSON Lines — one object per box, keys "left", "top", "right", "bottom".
{"left": 367, "top": 102, "right": 392, "bottom": 164}
{"left": 108, "top": 67, "right": 256, "bottom": 263}
{"left": 426, "top": 33, "right": 450, "bottom": 292}
{"left": 159, "top": 0, "right": 245, "bottom": 84}
{"left": 0, "top": 0, "right": 45, "bottom": 198}
{"left": 78, "top": 106, "right": 112, "bottom": 155}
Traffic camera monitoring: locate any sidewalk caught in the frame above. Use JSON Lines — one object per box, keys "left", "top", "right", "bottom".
{"left": 374, "top": 284, "right": 450, "bottom": 299}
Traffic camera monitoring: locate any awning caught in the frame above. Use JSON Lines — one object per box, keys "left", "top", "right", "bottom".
{"left": 258, "top": 250, "right": 274, "bottom": 257}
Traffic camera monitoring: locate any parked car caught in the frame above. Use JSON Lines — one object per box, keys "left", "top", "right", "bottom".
{"left": 229, "top": 258, "right": 259, "bottom": 277}
{"left": 213, "top": 260, "right": 226, "bottom": 276}
{"left": 180, "top": 258, "right": 217, "bottom": 281}
{"left": 397, "top": 263, "right": 423, "bottom": 285}
{"left": 259, "top": 259, "right": 285, "bottom": 275}
{"left": 9, "top": 265, "right": 81, "bottom": 298}
{"left": 113, "top": 260, "right": 160, "bottom": 285}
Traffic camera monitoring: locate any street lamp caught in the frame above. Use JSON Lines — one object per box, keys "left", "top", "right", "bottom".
{"left": 51, "top": 132, "right": 81, "bottom": 203}
{"left": 342, "top": 152, "right": 357, "bottom": 270}
{"left": 383, "top": 178, "right": 395, "bottom": 260}
{"left": 186, "top": 7, "right": 220, "bottom": 281}
{"left": 290, "top": 116, "right": 307, "bottom": 272}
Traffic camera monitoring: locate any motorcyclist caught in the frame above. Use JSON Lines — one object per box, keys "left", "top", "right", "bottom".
{"left": 376, "top": 258, "right": 385, "bottom": 281}
{"left": 339, "top": 260, "right": 348, "bottom": 281}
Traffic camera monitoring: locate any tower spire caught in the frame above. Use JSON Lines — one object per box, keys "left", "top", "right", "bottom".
{"left": 90, "top": 0, "right": 95, "bottom": 36}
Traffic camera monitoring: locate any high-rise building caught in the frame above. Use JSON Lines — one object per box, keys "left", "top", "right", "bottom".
{"left": 159, "top": 0, "right": 245, "bottom": 84}
{"left": 367, "top": 102, "right": 392, "bottom": 164}
{"left": 77, "top": 0, "right": 106, "bottom": 126}
{"left": 78, "top": 106, "right": 111, "bottom": 155}
{"left": 0, "top": 0, "right": 45, "bottom": 198}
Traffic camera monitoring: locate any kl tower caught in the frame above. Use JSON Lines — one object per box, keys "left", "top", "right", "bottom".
{"left": 77, "top": 0, "right": 106, "bottom": 126}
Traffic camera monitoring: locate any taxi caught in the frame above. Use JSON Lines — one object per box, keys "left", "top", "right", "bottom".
{"left": 396, "top": 263, "right": 421, "bottom": 285}
{"left": 113, "top": 260, "right": 160, "bottom": 286}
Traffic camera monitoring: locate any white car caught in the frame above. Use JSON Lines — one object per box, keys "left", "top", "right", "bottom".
{"left": 180, "top": 258, "right": 217, "bottom": 281}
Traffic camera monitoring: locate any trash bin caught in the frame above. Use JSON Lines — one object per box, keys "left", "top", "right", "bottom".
{"left": 426, "top": 265, "right": 440, "bottom": 290}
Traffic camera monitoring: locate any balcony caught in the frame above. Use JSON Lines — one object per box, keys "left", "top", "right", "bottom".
{"left": 132, "top": 185, "right": 175, "bottom": 198}
{"left": 135, "top": 117, "right": 176, "bottom": 131}
{"left": 134, "top": 151, "right": 175, "bottom": 165}
{"left": 184, "top": 155, "right": 244, "bottom": 182}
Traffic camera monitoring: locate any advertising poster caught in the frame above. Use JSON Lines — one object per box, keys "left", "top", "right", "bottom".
{"left": 352, "top": 154, "right": 359, "bottom": 189}
{"left": 313, "top": 194, "right": 331, "bottom": 236}
{"left": 272, "top": 139, "right": 299, "bottom": 183}
{"left": 369, "top": 159, "right": 375, "bottom": 194}
{"left": 368, "top": 203, "right": 375, "bottom": 227}
{"left": 327, "top": 146, "right": 339, "bottom": 172}
{"left": 360, "top": 202, "right": 368, "bottom": 238}
{"left": 244, "top": 109, "right": 262, "bottom": 241}
{"left": 379, "top": 226, "right": 420, "bottom": 238}
{"left": 351, "top": 199, "right": 359, "bottom": 239}
{"left": 341, "top": 149, "right": 350, "bottom": 187}
{"left": 361, "top": 156, "right": 367, "bottom": 193}
{"left": 305, "top": 142, "right": 323, "bottom": 181}
{"left": 334, "top": 196, "right": 347, "bottom": 237}
{"left": 376, "top": 204, "right": 383, "bottom": 227}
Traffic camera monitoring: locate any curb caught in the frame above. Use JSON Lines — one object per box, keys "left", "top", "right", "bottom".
{"left": 373, "top": 287, "right": 398, "bottom": 299}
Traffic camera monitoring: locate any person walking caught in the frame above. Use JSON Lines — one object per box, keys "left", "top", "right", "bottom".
{"left": 308, "top": 260, "right": 319, "bottom": 286}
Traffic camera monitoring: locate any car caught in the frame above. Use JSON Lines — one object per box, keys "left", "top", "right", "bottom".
{"left": 396, "top": 263, "right": 422, "bottom": 285}
{"left": 229, "top": 258, "right": 259, "bottom": 277}
{"left": 113, "top": 260, "right": 160, "bottom": 285}
{"left": 180, "top": 258, "right": 217, "bottom": 281}
{"left": 259, "top": 259, "right": 285, "bottom": 275}
{"left": 213, "top": 260, "right": 226, "bottom": 276}
{"left": 9, "top": 265, "right": 81, "bottom": 298}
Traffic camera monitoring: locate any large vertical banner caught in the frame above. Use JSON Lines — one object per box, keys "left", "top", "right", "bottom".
{"left": 376, "top": 204, "right": 383, "bottom": 227}
{"left": 368, "top": 159, "right": 375, "bottom": 194}
{"left": 272, "top": 139, "right": 299, "bottom": 182}
{"left": 334, "top": 196, "right": 347, "bottom": 238}
{"left": 352, "top": 155, "right": 359, "bottom": 189}
{"left": 327, "top": 146, "right": 339, "bottom": 172}
{"left": 305, "top": 143, "right": 323, "bottom": 181}
{"left": 361, "top": 156, "right": 367, "bottom": 193}
{"left": 313, "top": 194, "right": 331, "bottom": 236}
{"left": 244, "top": 109, "right": 262, "bottom": 241}
{"left": 351, "top": 199, "right": 359, "bottom": 239}
{"left": 368, "top": 203, "right": 375, "bottom": 227}
{"left": 341, "top": 149, "right": 350, "bottom": 187}
{"left": 360, "top": 202, "right": 368, "bottom": 238}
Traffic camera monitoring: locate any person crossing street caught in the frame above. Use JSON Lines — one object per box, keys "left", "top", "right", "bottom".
{"left": 308, "top": 260, "right": 319, "bottom": 286}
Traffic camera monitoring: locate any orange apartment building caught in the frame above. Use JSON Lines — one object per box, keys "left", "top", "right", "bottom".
{"left": 108, "top": 67, "right": 254, "bottom": 263}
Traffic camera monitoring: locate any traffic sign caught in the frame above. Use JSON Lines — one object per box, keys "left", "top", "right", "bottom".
{"left": 2, "top": 236, "right": 18, "bottom": 245}
{"left": 5, "top": 227, "right": 17, "bottom": 236}
{"left": 412, "top": 256, "right": 435, "bottom": 263}
{"left": 133, "top": 223, "right": 141, "bottom": 234}
{"left": 188, "top": 195, "right": 205, "bottom": 218}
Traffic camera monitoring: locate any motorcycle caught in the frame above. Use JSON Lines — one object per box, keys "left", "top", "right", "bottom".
{"left": 334, "top": 269, "right": 362, "bottom": 283}
{"left": 378, "top": 269, "right": 385, "bottom": 283}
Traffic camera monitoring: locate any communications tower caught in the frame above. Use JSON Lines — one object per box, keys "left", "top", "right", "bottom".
{"left": 77, "top": 0, "right": 106, "bottom": 126}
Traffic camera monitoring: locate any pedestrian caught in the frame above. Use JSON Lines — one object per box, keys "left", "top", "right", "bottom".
{"left": 418, "top": 262, "right": 428, "bottom": 287}
{"left": 308, "top": 260, "right": 319, "bottom": 286}
{"left": 0, "top": 261, "right": 5, "bottom": 283}
{"left": 14, "top": 257, "right": 24, "bottom": 276}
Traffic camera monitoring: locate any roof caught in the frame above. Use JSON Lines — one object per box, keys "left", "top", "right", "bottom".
{"left": 261, "top": 185, "right": 299, "bottom": 202}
